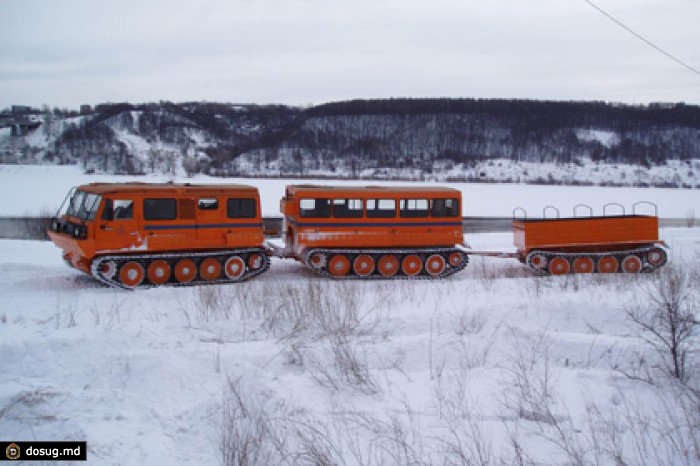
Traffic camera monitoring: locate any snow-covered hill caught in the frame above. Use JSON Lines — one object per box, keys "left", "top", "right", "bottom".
{"left": 2, "top": 99, "right": 699, "bottom": 188}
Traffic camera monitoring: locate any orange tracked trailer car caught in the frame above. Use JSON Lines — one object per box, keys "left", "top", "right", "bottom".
{"left": 513, "top": 212, "right": 668, "bottom": 275}
{"left": 48, "top": 183, "right": 269, "bottom": 287}
{"left": 280, "top": 185, "right": 469, "bottom": 278}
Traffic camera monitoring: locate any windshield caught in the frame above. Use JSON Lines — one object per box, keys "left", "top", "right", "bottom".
{"left": 65, "top": 190, "right": 102, "bottom": 221}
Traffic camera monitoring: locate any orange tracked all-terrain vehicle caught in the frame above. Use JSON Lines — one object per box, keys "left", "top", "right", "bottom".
{"left": 48, "top": 182, "right": 669, "bottom": 288}
{"left": 279, "top": 185, "right": 469, "bottom": 279}
{"left": 48, "top": 183, "right": 269, "bottom": 288}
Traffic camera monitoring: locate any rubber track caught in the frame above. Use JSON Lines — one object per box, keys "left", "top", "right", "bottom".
{"left": 525, "top": 245, "right": 669, "bottom": 275}
{"left": 90, "top": 248, "right": 271, "bottom": 289}
{"left": 303, "top": 247, "right": 469, "bottom": 280}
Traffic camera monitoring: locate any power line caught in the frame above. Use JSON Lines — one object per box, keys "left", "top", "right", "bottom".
{"left": 583, "top": 0, "right": 700, "bottom": 77}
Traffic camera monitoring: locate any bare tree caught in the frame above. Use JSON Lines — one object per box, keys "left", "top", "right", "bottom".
{"left": 164, "top": 150, "right": 178, "bottom": 175}
{"left": 147, "top": 148, "right": 161, "bottom": 173}
{"left": 182, "top": 156, "right": 198, "bottom": 177}
{"left": 626, "top": 264, "right": 699, "bottom": 382}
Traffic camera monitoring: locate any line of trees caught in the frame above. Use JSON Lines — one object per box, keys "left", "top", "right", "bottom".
{"left": 5, "top": 98, "right": 699, "bottom": 178}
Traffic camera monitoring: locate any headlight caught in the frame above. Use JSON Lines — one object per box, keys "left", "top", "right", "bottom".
{"left": 72, "top": 225, "right": 87, "bottom": 239}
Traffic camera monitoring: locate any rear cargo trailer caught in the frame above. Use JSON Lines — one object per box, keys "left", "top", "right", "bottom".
{"left": 512, "top": 209, "right": 667, "bottom": 275}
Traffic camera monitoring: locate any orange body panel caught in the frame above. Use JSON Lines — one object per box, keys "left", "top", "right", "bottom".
{"left": 513, "top": 215, "right": 660, "bottom": 257}
{"left": 281, "top": 185, "right": 464, "bottom": 259}
{"left": 49, "top": 183, "right": 265, "bottom": 273}
{"left": 48, "top": 230, "right": 97, "bottom": 272}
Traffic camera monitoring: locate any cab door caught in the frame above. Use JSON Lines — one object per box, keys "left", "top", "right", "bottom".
{"left": 195, "top": 197, "right": 223, "bottom": 244}
{"left": 96, "top": 197, "right": 143, "bottom": 252}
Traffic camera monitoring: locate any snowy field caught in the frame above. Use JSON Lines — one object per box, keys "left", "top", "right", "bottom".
{"left": 1, "top": 164, "right": 699, "bottom": 465}
{"left": 1, "top": 164, "right": 699, "bottom": 219}
{"left": 1, "top": 227, "right": 699, "bottom": 465}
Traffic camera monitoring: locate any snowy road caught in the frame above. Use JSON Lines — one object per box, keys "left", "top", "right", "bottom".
{"left": 2, "top": 164, "right": 699, "bottom": 219}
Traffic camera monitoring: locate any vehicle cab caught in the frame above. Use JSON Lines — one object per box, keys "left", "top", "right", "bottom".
{"left": 48, "top": 185, "right": 105, "bottom": 272}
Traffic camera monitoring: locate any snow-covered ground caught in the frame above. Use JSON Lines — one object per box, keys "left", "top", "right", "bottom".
{"left": 1, "top": 227, "right": 699, "bottom": 465}
{"left": 1, "top": 164, "right": 698, "bottom": 219}
{"left": 1, "top": 165, "right": 699, "bottom": 464}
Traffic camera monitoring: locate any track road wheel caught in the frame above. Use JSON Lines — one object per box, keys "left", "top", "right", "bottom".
{"left": 224, "top": 256, "right": 245, "bottom": 280}
{"left": 448, "top": 252, "right": 465, "bottom": 268}
{"left": 309, "top": 252, "right": 327, "bottom": 269}
{"left": 174, "top": 258, "right": 197, "bottom": 283}
{"left": 99, "top": 260, "right": 117, "bottom": 279}
{"left": 647, "top": 247, "right": 667, "bottom": 268}
{"left": 200, "top": 257, "right": 222, "bottom": 281}
{"left": 147, "top": 259, "right": 171, "bottom": 285}
{"left": 120, "top": 261, "right": 145, "bottom": 288}
{"left": 622, "top": 255, "right": 642, "bottom": 274}
{"left": 426, "top": 254, "right": 446, "bottom": 276}
{"left": 548, "top": 257, "right": 571, "bottom": 275}
{"left": 402, "top": 255, "right": 422, "bottom": 277}
{"left": 378, "top": 255, "right": 399, "bottom": 277}
{"left": 529, "top": 253, "right": 548, "bottom": 271}
{"left": 353, "top": 255, "right": 375, "bottom": 277}
{"left": 597, "top": 255, "right": 619, "bottom": 274}
{"left": 573, "top": 257, "right": 594, "bottom": 274}
{"left": 328, "top": 255, "right": 351, "bottom": 277}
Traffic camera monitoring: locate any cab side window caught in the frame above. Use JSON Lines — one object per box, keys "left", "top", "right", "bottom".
{"left": 144, "top": 198, "right": 177, "bottom": 220}
{"left": 198, "top": 198, "right": 219, "bottom": 210}
{"left": 228, "top": 198, "right": 257, "bottom": 219}
{"left": 101, "top": 199, "right": 113, "bottom": 220}
{"left": 102, "top": 199, "right": 134, "bottom": 220}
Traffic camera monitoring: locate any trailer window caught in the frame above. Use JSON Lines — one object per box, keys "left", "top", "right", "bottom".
{"left": 198, "top": 198, "right": 219, "bottom": 210}
{"left": 400, "top": 199, "right": 429, "bottom": 218}
{"left": 144, "top": 198, "right": 177, "bottom": 220}
{"left": 333, "top": 199, "right": 363, "bottom": 218}
{"left": 227, "top": 198, "right": 257, "bottom": 219}
{"left": 300, "top": 198, "right": 331, "bottom": 218}
{"left": 431, "top": 198, "right": 460, "bottom": 217}
{"left": 367, "top": 199, "right": 396, "bottom": 218}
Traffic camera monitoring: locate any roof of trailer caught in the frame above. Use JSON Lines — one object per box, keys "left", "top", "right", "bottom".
{"left": 78, "top": 182, "right": 258, "bottom": 195}
{"left": 287, "top": 184, "right": 461, "bottom": 194}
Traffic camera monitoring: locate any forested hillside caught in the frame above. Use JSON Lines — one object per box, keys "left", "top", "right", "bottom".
{"left": 2, "top": 99, "right": 699, "bottom": 187}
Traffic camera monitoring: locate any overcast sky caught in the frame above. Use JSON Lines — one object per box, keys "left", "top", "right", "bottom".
{"left": 1, "top": 0, "right": 699, "bottom": 109}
